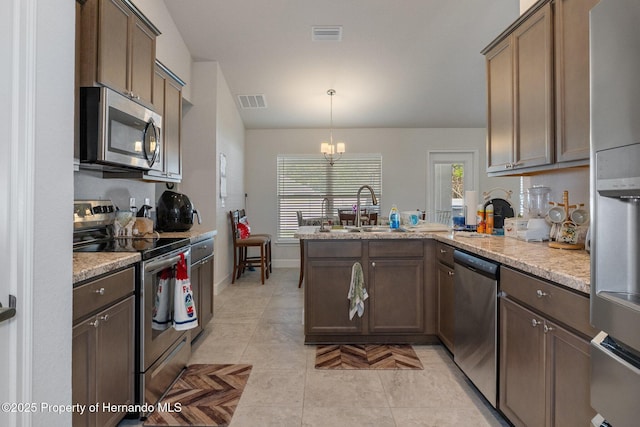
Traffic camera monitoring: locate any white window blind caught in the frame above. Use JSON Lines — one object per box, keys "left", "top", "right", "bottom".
{"left": 277, "top": 154, "right": 383, "bottom": 240}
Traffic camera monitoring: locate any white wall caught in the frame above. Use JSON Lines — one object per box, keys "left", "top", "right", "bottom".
{"left": 245, "top": 128, "right": 520, "bottom": 266}
{"left": 180, "top": 62, "right": 246, "bottom": 291}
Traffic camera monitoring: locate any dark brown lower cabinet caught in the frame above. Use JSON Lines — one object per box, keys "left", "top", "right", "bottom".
{"left": 303, "top": 239, "right": 434, "bottom": 343}
{"left": 72, "top": 267, "right": 135, "bottom": 427}
{"left": 435, "top": 261, "right": 455, "bottom": 353}
{"left": 73, "top": 296, "right": 134, "bottom": 427}
{"left": 190, "top": 254, "right": 214, "bottom": 341}
{"left": 368, "top": 258, "right": 424, "bottom": 333}
{"left": 499, "top": 296, "right": 594, "bottom": 427}
{"left": 305, "top": 258, "right": 364, "bottom": 336}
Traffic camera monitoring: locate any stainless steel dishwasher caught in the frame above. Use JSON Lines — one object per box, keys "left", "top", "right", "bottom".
{"left": 453, "top": 249, "right": 499, "bottom": 408}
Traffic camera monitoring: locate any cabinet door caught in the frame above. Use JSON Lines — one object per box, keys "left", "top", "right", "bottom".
{"left": 499, "top": 297, "right": 546, "bottom": 427}
{"left": 199, "top": 256, "right": 214, "bottom": 328}
{"left": 96, "top": 296, "right": 134, "bottom": 427}
{"left": 545, "top": 320, "right": 596, "bottom": 427}
{"left": 368, "top": 259, "right": 424, "bottom": 334}
{"left": 436, "top": 262, "right": 455, "bottom": 353}
{"left": 98, "top": 0, "right": 130, "bottom": 96}
{"left": 305, "top": 259, "right": 363, "bottom": 335}
{"left": 554, "top": 0, "right": 599, "bottom": 162}
{"left": 151, "top": 67, "right": 165, "bottom": 114}
{"left": 486, "top": 36, "right": 515, "bottom": 173}
{"left": 190, "top": 262, "right": 203, "bottom": 340}
{"left": 129, "top": 14, "right": 156, "bottom": 107}
{"left": 163, "top": 77, "right": 182, "bottom": 179}
{"left": 512, "top": 3, "right": 554, "bottom": 169}
{"left": 72, "top": 319, "right": 97, "bottom": 427}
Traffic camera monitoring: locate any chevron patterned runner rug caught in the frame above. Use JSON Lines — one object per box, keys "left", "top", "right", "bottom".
{"left": 315, "top": 344, "right": 423, "bottom": 370}
{"left": 144, "top": 364, "right": 252, "bottom": 427}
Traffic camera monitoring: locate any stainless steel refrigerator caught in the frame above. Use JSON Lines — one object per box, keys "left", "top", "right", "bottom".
{"left": 590, "top": 1, "right": 640, "bottom": 426}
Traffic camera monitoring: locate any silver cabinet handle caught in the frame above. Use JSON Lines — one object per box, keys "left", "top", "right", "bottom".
{"left": 0, "top": 295, "right": 17, "bottom": 324}
{"left": 89, "top": 319, "right": 99, "bottom": 328}
{"left": 371, "top": 262, "right": 376, "bottom": 268}
{"left": 448, "top": 271, "right": 455, "bottom": 276}
{"left": 536, "top": 290, "right": 548, "bottom": 298}
{"left": 440, "top": 249, "right": 447, "bottom": 254}
{"left": 94, "top": 287, "right": 105, "bottom": 295}
{"left": 543, "top": 324, "right": 555, "bottom": 333}
{"left": 100, "top": 314, "right": 110, "bottom": 322}
{"left": 531, "top": 319, "right": 542, "bottom": 327}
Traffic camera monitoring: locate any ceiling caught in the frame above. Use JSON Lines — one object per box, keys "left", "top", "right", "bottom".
{"left": 163, "top": 0, "right": 520, "bottom": 129}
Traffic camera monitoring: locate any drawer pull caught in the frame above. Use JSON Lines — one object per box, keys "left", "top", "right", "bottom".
{"left": 440, "top": 249, "right": 448, "bottom": 254}
{"left": 371, "top": 262, "right": 376, "bottom": 268}
{"left": 531, "top": 319, "right": 542, "bottom": 327}
{"left": 448, "top": 271, "right": 455, "bottom": 276}
{"left": 89, "top": 319, "right": 99, "bottom": 328}
{"left": 94, "top": 287, "right": 105, "bottom": 296}
{"left": 100, "top": 314, "right": 110, "bottom": 322}
{"left": 536, "top": 289, "right": 548, "bottom": 298}
{"left": 543, "top": 324, "right": 555, "bottom": 333}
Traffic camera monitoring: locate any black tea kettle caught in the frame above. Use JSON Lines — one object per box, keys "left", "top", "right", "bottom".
{"left": 156, "top": 190, "right": 201, "bottom": 231}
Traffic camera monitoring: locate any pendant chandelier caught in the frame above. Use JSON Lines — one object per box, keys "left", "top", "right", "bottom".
{"left": 320, "top": 89, "right": 345, "bottom": 166}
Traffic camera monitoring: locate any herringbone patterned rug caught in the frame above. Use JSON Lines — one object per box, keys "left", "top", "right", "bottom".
{"left": 144, "top": 364, "right": 252, "bottom": 426}
{"left": 315, "top": 344, "right": 423, "bottom": 370}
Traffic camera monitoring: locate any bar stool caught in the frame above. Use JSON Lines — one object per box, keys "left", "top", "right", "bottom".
{"left": 238, "top": 209, "right": 272, "bottom": 275}
{"left": 229, "top": 210, "right": 270, "bottom": 284}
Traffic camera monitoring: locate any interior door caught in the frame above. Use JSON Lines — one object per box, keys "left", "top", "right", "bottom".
{"left": 1, "top": 1, "right": 28, "bottom": 424}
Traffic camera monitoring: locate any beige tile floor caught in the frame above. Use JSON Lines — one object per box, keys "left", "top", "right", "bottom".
{"left": 123, "top": 268, "right": 509, "bottom": 427}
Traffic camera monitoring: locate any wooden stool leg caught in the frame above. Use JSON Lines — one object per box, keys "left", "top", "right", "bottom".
{"left": 260, "top": 244, "right": 265, "bottom": 284}
{"left": 232, "top": 244, "right": 239, "bottom": 284}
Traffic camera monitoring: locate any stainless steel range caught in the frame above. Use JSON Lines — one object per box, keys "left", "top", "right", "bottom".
{"left": 73, "top": 200, "right": 192, "bottom": 416}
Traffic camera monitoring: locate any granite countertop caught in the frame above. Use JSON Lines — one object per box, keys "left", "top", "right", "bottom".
{"left": 295, "top": 226, "right": 591, "bottom": 295}
{"left": 73, "top": 252, "right": 141, "bottom": 284}
{"left": 73, "top": 228, "right": 217, "bottom": 284}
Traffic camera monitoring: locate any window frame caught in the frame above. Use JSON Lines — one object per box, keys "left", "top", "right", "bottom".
{"left": 276, "top": 153, "right": 383, "bottom": 242}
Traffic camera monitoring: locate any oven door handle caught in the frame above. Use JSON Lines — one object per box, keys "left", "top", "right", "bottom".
{"left": 145, "top": 253, "right": 184, "bottom": 274}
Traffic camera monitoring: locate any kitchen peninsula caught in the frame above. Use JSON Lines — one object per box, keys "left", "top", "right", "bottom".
{"left": 295, "top": 226, "right": 591, "bottom": 344}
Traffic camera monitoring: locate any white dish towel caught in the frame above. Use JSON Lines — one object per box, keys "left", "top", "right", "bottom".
{"left": 347, "top": 262, "right": 368, "bottom": 320}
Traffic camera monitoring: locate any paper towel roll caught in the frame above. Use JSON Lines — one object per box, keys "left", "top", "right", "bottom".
{"left": 465, "top": 191, "right": 478, "bottom": 225}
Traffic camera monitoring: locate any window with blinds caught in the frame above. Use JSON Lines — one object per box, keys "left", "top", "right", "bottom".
{"left": 276, "top": 154, "right": 383, "bottom": 240}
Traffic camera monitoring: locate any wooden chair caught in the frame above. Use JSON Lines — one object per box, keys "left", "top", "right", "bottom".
{"left": 238, "top": 209, "right": 272, "bottom": 276}
{"left": 338, "top": 210, "right": 357, "bottom": 225}
{"left": 338, "top": 210, "right": 378, "bottom": 226}
{"left": 229, "top": 210, "right": 270, "bottom": 284}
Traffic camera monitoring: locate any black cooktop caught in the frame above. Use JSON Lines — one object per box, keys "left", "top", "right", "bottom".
{"left": 73, "top": 237, "right": 190, "bottom": 260}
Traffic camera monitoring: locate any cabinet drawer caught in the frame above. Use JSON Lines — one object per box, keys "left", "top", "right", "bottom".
{"left": 369, "top": 240, "right": 424, "bottom": 258}
{"left": 500, "top": 267, "right": 596, "bottom": 338}
{"left": 307, "top": 241, "right": 361, "bottom": 258}
{"left": 436, "top": 242, "right": 455, "bottom": 267}
{"left": 73, "top": 267, "right": 135, "bottom": 323}
{"left": 191, "top": 237, "right": 214, "bottom": 263}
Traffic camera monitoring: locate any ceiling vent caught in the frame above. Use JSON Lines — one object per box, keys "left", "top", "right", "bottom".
{"left": 312, "top": 26, "right": 343, "bottom": 42}
{"left": 237, "top": 94, "right": 267, "bottom": 109}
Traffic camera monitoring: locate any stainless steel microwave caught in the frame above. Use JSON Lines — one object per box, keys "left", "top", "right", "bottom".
{"left": 79, "top": 86, "right": 162, "bottom": 172}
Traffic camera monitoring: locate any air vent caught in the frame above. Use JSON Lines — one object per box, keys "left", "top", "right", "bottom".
{"left": 237, "top": 94, "right": 267, "bottom": 109}
{"left": 312, "top": 26, "right": 343, "bottom": 42}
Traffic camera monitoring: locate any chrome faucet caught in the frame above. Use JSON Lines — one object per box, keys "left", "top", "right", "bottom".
{"left": 356, "top": 185, "right": 379, "bottom": 227}
{"left": 320, "top": 197, "right": 330, "bottom": 232}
